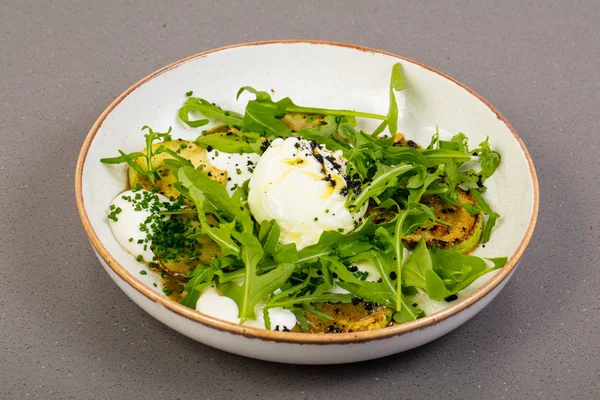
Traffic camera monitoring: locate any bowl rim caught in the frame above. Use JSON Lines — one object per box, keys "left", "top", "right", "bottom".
{"left": 75, "top": 40, "right": 539, "bottom": 345}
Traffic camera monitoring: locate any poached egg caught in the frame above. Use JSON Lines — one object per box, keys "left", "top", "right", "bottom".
{"left": 248, "top": 137, "right": 366, "bottom": 249}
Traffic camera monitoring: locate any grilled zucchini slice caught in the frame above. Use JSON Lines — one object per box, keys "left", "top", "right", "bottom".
{"left": 403, "top": 189, "right": 483, "bottom": 254}
{"left": 295, "top": 301, "right": 393, "bottom": 333}
{"left": 281, "top": 113, "right": 324, "bottom": 132}
{"left": 128, "top": 140, "right": 227, "bottom": 199}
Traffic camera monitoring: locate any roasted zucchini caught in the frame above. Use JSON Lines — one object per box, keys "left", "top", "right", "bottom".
{"left": 295, "top": 301, "right": 393, "bottom": 333}
{"left": 403, "top": 189, "right": 483, "bottom": 254}
{"left": 281, "top": 113, "right": 324, "bottom": 132}
{"left": 128, "top": 140, "right": 227, "bottom": 199}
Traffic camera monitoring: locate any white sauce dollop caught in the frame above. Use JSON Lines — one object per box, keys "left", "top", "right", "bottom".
{"left": 195, "top": 287, "right": 240, "bottom": 324}
{"left": 195, "top": 286, "right": 297, "bottom": 331}
{"left": 205, "top": 150, "right": 261, "bottom": 193}
{"left": 248, "top": 137, "right": 367, "bottom": 249}
{"left": 107, "top": 189, "right": 171, "bottom": 263}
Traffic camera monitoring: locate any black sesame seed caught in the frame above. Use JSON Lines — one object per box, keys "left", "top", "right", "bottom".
{"left": 260, "top": 139, "right": 271, "bottom": 152}
{"left": 445, "top": 294, "right": 458, "bottom": 302}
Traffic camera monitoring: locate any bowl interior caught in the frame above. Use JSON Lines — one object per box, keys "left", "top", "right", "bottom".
{"left": 79, "top": 42, "right": 537, "bottom": 336}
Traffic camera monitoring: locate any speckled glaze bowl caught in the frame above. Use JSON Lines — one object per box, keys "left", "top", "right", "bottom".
{"left": 75, "top": 41, "right": 538, "bottom": 364}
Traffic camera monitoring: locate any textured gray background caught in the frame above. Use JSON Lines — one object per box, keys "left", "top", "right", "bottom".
{"left": 1, "top": 0, "right": 598, "bottom": 399}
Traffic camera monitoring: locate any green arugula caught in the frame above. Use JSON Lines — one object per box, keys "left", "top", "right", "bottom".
{"left": 180, "top": 264, "right": 216, "bottom": 308}
{"left": 218, "top": 232, "right": 296, "bottom": 321}
{"left": 403, "top": 238, "right": 506, "bottom": 300}
{"left": 100, "top": 126, "right": 172, "bottom": 185}
{"left": 386, "top": 62, "right": 406, "bottom": 137}
{"left": 195, "top": 131, "right": 262, "bottom": 154}
{"left": 349, "top": 163, "right": 415, "bottom": 209}
{"left": 179, "top": 97, "right": 244, "bottom": 128}
{"left": 474, "top": 137, "right": 501, "bottom": 182}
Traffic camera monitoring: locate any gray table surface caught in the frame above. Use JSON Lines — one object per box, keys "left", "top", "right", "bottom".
{"left": 1, "top": 0, "right": 599, "bottom": 399}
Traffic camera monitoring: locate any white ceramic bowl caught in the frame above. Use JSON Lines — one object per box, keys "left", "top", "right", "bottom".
{"left": 76, "top": 41, "right": 538, "bottom": 364}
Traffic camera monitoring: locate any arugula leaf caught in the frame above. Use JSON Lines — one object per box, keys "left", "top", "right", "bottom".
{"left": 219, "top": 261, "right": 297, "bottom": 321}
{"left": 100, "top": 151, "right": 145, "bottom": 164}
{"left": 237, "top": 86, "right": 387, "bottom": 137}
{"left": 218, "top": 231, "right": 296, "bottom": 321}
{"left": 236, "top": 86, "right": 275, "bottom": 102}
{"left": 387, "top": 62, "right": 406, "bottom": 137}
{"left": 236, "top": 87, "right": 293, "bottom": 136}
{"left": 177, "top": 166, "right": 253, "bottom": 232}
{"left": 443, "top": 157, "right": 460, "bottom": 201}
{"left": 296, "top": 214, "right": 382, "bottom": 263}
{"left": 393, "top": 295, "right": 425, "bottom": 323}
{"left": 403, "top": 240, "right": 505, "bottom": 302}
{"left": 196, "top": 131, "right": 261, "bottom": 154}
{"left": 407, "top": 165, "right": 443, "bottom": 206}
{"left": 196, "top": 218, "right": 240, "bottom": 256}
{"left": 264, "top": 268, "right": 354, "bottom": 328}
{"left": 427, "top": 126, "right": 440, "bottom": 149}
{"left": 392, "top": 210, "right": 410, "bottom": 308}
{"left": 450, "top": 132, "right": 469, "bottom": 153}
{"left": 292, "top": 308, "right": 309, "bottom": 330}
{"left": 324, "top": 250, "right": 400, "bottom": 309}
{"left": 244, "top": 100, "right": 293, "bottom": 136}
{"left": 265, "top": 270, "right": 330, "bottom": 328}
{"left": 100, "top": 126, "right": 172, "bottom": 185}
{"left": 349, "top": 163, "right": 414, "bottom": 209}
{"left": 294, "top": 115, "right": 352, "bottom": 152}
{"left": 402, "top": 238, "right": 451, "bottom": 301}
{"left": 430, "top": 249, "right": 506, "bottom": 293}
{"left": 179, "top": 98, "right": 244, "bottom": 128}
{"left": 180, "top": 265, "right": 216, "bottom": 308}
{"left": 272, "top": 243, "right": 299, "bottom": 264}
{"left": 303, "top": 303, "right": 334, "bottom": 322}
{"left": 267, "top": 291, "right": 354, "bottom": 312}
{"left": 258, "top": 219, "right": 280, "bottom": 257}
{"left": 474, "top": 137, "right": 501, "bottom": 181}
{"left": 421, "top": 149, "right": 472, "bottom": 166}
{"left": 469, "top": 188, "right": 500, "bottom": 243}
{"left": 370, "top": 120, "right": 388, "bottom": 137}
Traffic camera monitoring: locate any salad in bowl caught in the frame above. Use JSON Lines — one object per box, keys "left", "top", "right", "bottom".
{"left": 101, "top": 63, "right": 505, "bottom": 333}
{"left": 76, "top": 41, "right": 537, "bottom": 364}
